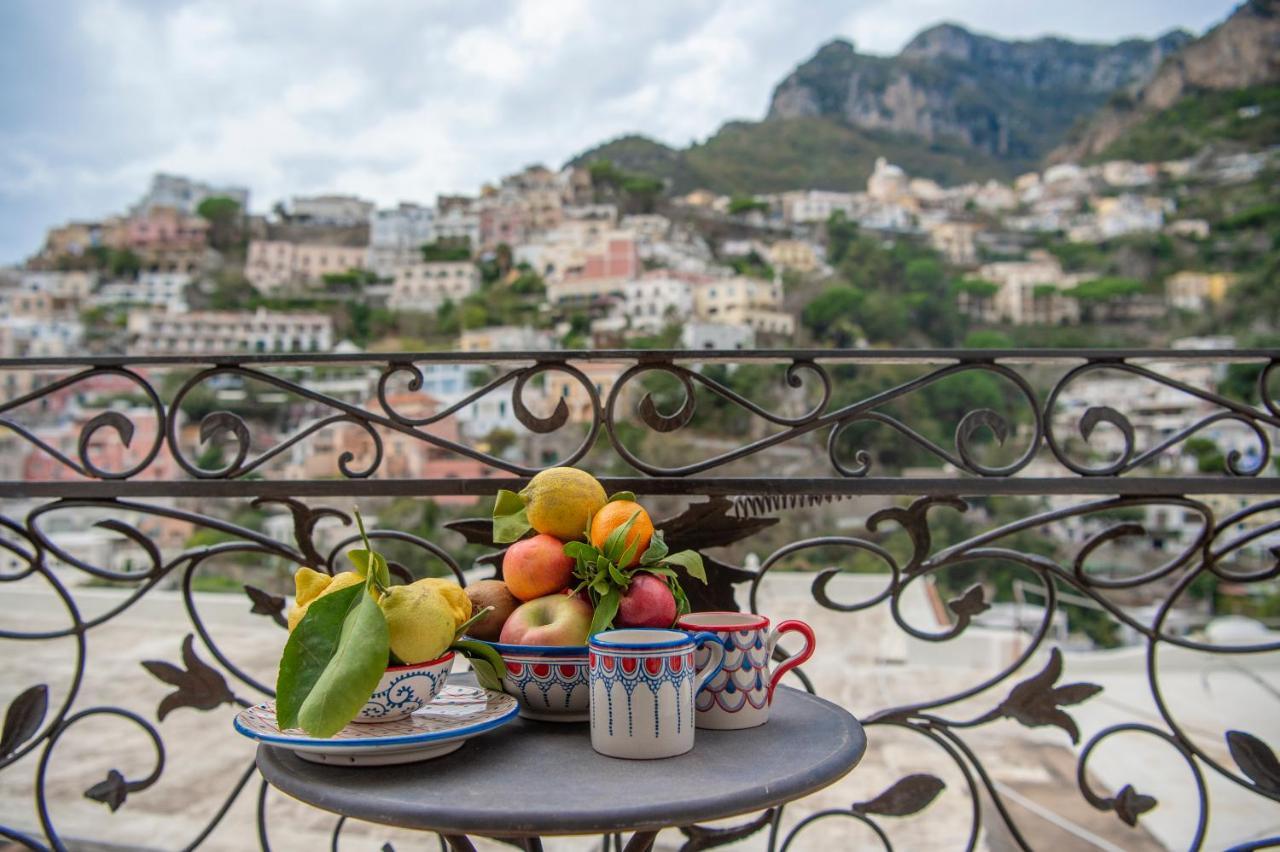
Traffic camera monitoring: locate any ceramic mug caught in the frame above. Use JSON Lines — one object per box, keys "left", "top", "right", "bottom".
{"left": 674, "top": 612, "right": 816, "bottom": 729}
{"left": 588, "top": 628, "right": 726, "bottom": 760}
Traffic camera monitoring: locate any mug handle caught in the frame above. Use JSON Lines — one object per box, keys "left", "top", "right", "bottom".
{"left": 765, "top": 620, "right": 816, "bottom": 705}
{"left": 690, "top": 631, "right": 727, "bottom": 696}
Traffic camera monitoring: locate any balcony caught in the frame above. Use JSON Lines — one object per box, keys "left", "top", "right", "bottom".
{"left": 0, "top": 347, "right": 1277, "bottom": 850}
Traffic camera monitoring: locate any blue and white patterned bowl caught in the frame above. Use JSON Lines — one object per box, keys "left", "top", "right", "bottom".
{"left": 355, "top": 652, "right": 454, "bottom": 723}
{"left": 469, "top": 639, "right": 590, "bottom": 722}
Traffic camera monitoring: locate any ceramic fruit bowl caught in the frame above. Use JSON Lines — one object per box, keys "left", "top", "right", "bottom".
{"left": 471, "top": 639, "right": 589, "bottom": 722}
{"left": 356, "top": 652, "right": 453, "bottom": 722}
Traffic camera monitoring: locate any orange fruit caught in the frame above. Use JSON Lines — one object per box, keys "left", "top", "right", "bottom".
{"left": 590, "top": 502, "right": 654, "bottom": 567}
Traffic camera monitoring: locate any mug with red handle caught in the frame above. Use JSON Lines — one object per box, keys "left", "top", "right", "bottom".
{"left": 674, "top": 611, "right": 816, "bottom": 730}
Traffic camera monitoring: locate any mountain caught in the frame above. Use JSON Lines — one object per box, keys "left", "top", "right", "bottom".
{"left": 768, "top": 28, "right": 1190, "bottom": 169}
{"left": 569, "top": 118, "right": 1010, "bottom": 196}
{"left": 1054, "top": 0, "right": 1280, "bottom": 161}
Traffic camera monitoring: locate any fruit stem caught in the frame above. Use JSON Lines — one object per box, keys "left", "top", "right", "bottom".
{"left": 453, "top": 605, "right": 495, "bottom": 639}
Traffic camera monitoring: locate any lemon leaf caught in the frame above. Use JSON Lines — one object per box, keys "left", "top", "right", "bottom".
{"left": 450, "top": 640, "right": 505, "bottom": 692}
{"left": 607, "top": 491, "right": 636, "bottom": 503}
{"left": 663, "top": 550, "right": 707, "bottom": 584}
{"left": 297, "top": 589, "right": 389, "bottom": 738}
{"left": 276, "top": 583, "right": 364, "bottom": 730}
{"left": 492, "top": 490, "right": 531, "bottom": 544}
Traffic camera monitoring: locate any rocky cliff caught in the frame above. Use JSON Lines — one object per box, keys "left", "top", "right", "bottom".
{"left": 1053, "top": 0, "right": 1280, "bottom": 160}
{"left": 767, "top": 26, "right": 1191, "bottom": 166}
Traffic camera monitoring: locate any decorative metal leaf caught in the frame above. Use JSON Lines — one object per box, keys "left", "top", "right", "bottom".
{"left": 947, "top": 585, "right": 990, "bottom": 619}
{"left": 141, "top": 635, "right": 235, "bottom": 721}
{"left": 852, "top": 774, "right": 946, "bottom": 817}
{"left": 996, "top": 648, "right": 1101, "bottom": 744}
{"left": 0, "top": 684, "right": 48, "bottom": 758}
{"left": 658, "top": 497, "right": 779, "bottom": 552}
{"left": 1227, "top": 730, "right": 1280, "bottom": 795}
{"left": 244, "top": 584, "right": 287, "bottom": 628}
{"left": 868, "top": 496, "right": 968, "bottom": 574}
{"left": 443, "top": 517, "right": 501, "bottom": 548}
{"left": 252, "top": 497, "right": 350, "bottom": 566}
{"left": 85, "top": 768, "right": 128, "bottom": 812}
{"left": 1109, "top": 784, "right": 1157, "bottom": 826}
{"left": 678, "top": 809, "right": 775, "bottom": 850}
{"left": 1079, "top": 406, "right": 1134, "bottom": 443}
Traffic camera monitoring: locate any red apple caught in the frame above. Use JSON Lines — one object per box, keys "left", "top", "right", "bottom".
{"left": 616, "top": 573, "right": 677, "bottom": 628}
{"left": 503, "top": 534, "right": 575, "bottom": 601}
{"left": 500, "top": 593, "right": 593, "bottom": 646}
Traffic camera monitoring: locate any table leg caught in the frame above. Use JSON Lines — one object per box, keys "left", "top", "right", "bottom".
{"left": 622, "top": 830, "right": 658, "bottom": 852}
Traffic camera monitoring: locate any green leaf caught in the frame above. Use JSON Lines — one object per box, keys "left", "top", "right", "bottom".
{"left": 663, "top": 550, "right": 707, "bottom": 584}
{"left": 492, "top": 489, "right": 531, "bottom": 544}
{"left": 347, "top": 549, "right": 390, "bottom": 590}
{"left": 637, "top": 565, "right": 678, "bottom": 580}
{"left": 607, "top": 491, "right": 636, "bottom": 503}
{"left": 276, "top": 583, "right": 364, "bottom": 730}
{"left": 590, "top": 589, "right": 621, "bottom": 635}
{"left": 297, "top": 590, "right": 389, "bottom": 738}
{"left": 449, "top": 640, "right": 505, "bottom": 692}
{"left": 639, "top": 529, "right": 669, "bottom": 565}
{"left": 666, "top": 575, "right": 691, "bottom": 618}
{"left": 607, "top": 559, "right": 630, "bottom": 588}
{"left": 563, "top": 541, "right": 599, "bottom": 562}
{"left": 601, "top": 508, "right": 642, "bottom": 564}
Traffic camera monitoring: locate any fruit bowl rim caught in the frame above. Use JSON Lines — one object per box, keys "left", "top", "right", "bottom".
{"left": 465, "top": 637, "right": 588, "bottom": 658}
{"left": 385, "top": 650, "right": 455, "bottom": 672}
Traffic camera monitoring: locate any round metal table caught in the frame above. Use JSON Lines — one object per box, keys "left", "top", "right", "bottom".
{"left": 256, "top": 681, "right": 865, "bottom": 850}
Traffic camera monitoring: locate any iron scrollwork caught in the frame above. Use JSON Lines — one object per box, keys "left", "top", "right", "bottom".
{"left": 0, "top": 348, "right": 1277, "bottom": 849}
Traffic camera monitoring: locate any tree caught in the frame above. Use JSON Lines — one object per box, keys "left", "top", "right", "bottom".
{"left": 196, "top": 196, "right": 243, "bottom": 251}
{"left": 621, "top": 176, "right": 663, "bottom": 214}
{"left": 802, "top": 286, "right": 864, "bottom": 347}
{"left": 825, "top": 211, "right": 859, "bottom": 266}
{"left": 107, "top": 248, "right": 141, "bottom": 278}
{"left": 728, "top": 195, "right": 768, "bottom": 216}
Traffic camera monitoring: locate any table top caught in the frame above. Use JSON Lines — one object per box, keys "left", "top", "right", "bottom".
{"left": 256, "top": 681, "right": 866, "bottom": 838}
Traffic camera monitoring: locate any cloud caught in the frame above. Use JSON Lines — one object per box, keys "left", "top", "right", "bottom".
{"left": 0, "top": 0, "right": 1238, "bottom": 263}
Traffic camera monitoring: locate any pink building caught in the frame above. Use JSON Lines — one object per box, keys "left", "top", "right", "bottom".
{"left": 123, "top": 206, "right": 208, "bottom": 252}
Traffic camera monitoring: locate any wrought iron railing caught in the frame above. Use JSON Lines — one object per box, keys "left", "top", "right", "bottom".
{"left": 0, "top": 348, "right": 1277, "bottom": 850}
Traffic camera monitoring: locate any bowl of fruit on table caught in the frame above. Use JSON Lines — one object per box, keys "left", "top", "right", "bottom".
{"left": 467, "top": 468, "right": 708, "bottom": 722}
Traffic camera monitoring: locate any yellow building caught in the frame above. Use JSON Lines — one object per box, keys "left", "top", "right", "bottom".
{"left": 1165, "top": 271, "right": 1235, "bottom": 312}
{"left": 768, "top": 240, "right": 819, "bottom": 273}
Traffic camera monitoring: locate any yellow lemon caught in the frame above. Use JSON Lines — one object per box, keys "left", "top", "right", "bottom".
{"left": 379, "top": 584, "right": 456, "bottom": 664}
{"left": 521, "top": 467, "right": 606, "bottom": 542}
{"left": 410, "top": 578, "right": 473, "bottom": 626}
{"left": 286, "top": 570, "right": 363, "bottom": 632}
{"left": 293, "top": 566, "right": 332, "bottom": 607}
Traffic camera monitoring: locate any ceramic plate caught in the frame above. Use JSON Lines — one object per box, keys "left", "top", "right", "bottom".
{"left": 234, "top": 685, "right": 518, "bottom": 766}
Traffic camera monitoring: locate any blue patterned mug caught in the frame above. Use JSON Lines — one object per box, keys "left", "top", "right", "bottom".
{"left": 588, "top": 629, "right": 726, "bottom": 759}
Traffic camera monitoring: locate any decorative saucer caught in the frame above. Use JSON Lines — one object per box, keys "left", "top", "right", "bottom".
{"left": 233, "top": 685, "right": 518, "bottom": 766}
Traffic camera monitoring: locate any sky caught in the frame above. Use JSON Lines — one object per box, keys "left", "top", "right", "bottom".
{"left": 0, "top": 0, "right": 1240, "bottom": 264}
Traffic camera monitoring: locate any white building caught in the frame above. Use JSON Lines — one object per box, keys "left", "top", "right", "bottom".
{"left": 290, "top": 194, "right": 375, "bottom": 226}
{"left": 968, "top": 253, "right": 1083, "bottom": 326}
{"left": 0, "top": 318, "right": 85, "bottom": 358}
{"left": 867, "top": 158, "right": 909, "bottom": 203}
{"left": 388, "top": 261, "right": 479, "bottom": 311}
{"left": 368, "top": 204, "right": 437, "bottom": 277}
{"left": 623, "top": 274, "right": 695, "bottom": 334}
{"left": 458, "top": 326, "right": 556, "bottom": 352}
{"left": 408, "top": 363, "right": 529, "bottom": 438}
{"left": 780, "top": 190, "right": 858, "bottom": 225}
{"left": 126, "top": 308, "right": 333, "bottom": 355}
{"left": 132, "top": 173, "right": 250, "bottom": 216}
{"left": 680, "top": 322, "right": 756, "bottom": 350}
{"left": 433, "top": 203, "right": 481, "bottom": 248}
{"left": 19, "top": 271, "right": 96, "bottom": 306}
{"left": 92, "top": 271, "right": 191, "bottom": 313}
